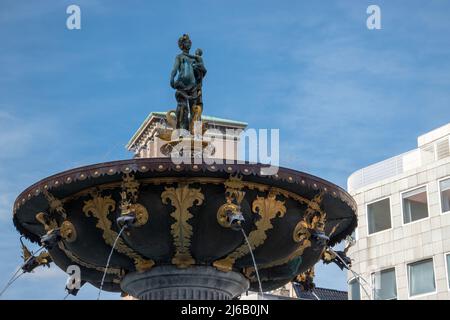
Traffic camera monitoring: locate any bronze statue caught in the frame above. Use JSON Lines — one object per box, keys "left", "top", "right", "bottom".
{"left": 170, "top": 34, "right": 207, "bottom": 131}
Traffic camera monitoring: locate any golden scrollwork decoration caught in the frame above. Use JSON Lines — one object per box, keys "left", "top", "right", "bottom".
{"left": 121, "top": 173, "right": 140, "bottom": 202}
{"left": 131, "top": 203, "right": 149, "bottom": 226}
{"left": 82, "top": 190, "right": 154, "bottom": 272}
{"left": 59, "top": 220, "right": 77, "bottom": 243}
{"left": 213, "top": 190, "right": 286, "bottom": 272}
{"left": 293, "top": 220, "right": 311, "bottom": 243}
{"left": 120, "top": 173, "right": 149, "bottom": 227}
{"left": 304, "top": 192, "right": 326, "bottom": 230}
{"left": 189, "top": 104, "right": 203, "bottom": 134}
{"left": 161, "top": 183, "right": 204, "bottom": 268}
{"left": 59, "top": 177, "right": 329, "bottom": 216}
{"left": 20, "top": 239, "right": 52, "bottom": 269}
{"left": 35, "top": 212, "right": 58, "bottom": 232}
{"left": 35, "top": 211, "right": 77, "bottom": 243}
{"left": 321, "top": 248, "right": 336, "bottom": 263}
{"left": 247, "top": 191, "right": 327, "bottom": 275}
{"left": 166, "top": 110, "right": 177, "bottom": 129}
{"left": 223, "top": 175, "right": 245, "bottom": 191}
{"left": 120, "top": 198, "right": 149, "bottom": 227}
{"left": 43, "top": 190, "right": 67, "bottom": 219}
{"left": 33, "top": 185, "right": 143, "bottom": 277}
{"left": 217, "top": 175, "right": 246, "bottom": 229}
{"left": 292, "top": 191, "right": 326, "bottom": 246}
{"left": 35, "top": 251, "right": 52, "bottom": 266}
{"left": 217, "top": 202, "right": 240, "bottom": 228}
{"left": 296, "top": 267, "right": 316, "bottom": 291}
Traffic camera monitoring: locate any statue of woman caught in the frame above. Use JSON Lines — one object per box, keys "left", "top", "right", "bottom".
{"left": 170, "top": 34, "right": 207, "bottom": 131}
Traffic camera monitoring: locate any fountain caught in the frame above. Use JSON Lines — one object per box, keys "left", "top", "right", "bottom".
{"left": 11, "top": 35, "right": 357, "bottom": 300}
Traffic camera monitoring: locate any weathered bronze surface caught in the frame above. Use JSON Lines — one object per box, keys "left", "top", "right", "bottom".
{"left": 170, "top": 34, "right": 207, "bottom": 130}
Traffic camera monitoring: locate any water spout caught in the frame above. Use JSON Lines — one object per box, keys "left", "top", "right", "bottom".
{"left": 328, "top": 247, "right": 378, "bottom": 300}
{"left": 97, "top": 226, "right": 126, "bottom": 300}
{"left": 240, "top": 228, "right": 264, "bottom": 300}
{"left": 0, "top": 244, "right": 46, "bottom": 298}
{"left": 0, "top": 268, "right": 24, "bottom": 298}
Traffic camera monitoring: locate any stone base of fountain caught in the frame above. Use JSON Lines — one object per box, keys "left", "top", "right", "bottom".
{"left": 120, "top": 266, "right": 249, "bottom": 300}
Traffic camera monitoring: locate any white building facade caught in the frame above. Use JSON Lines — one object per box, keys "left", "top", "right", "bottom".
{"left": 347, "top": 123, "right": 450, "bottom": 300}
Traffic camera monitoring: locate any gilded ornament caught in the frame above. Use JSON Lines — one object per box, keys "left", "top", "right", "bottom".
{"left": 250, "top": 191, "right": 326, "bottom": 272}
{"left": 130, "top": 203, "right": 149, "bottom": 226}
{"left": 60, "top": 177, "right": 325, "bottom": 215}
{"left": 82, "top": 191, "right": 155, "bottom": 271}
{"left": 35, "top": 212, "right": 77, "bottom": 243}
{"left": 296, "top": 267, "right": 316, "bottom": 291}
{"left": 223, "top": 175, "right": 245, "bottom": 193}
{"left": 217, "top": 175, "right": 246, "bottom": 229}
{"left": 121, "top": 173, "right": 140, "bottom": 202}
{"left": 161, "top": 184, "right": 204, "bottom": 268}
{"left": 35, "top": 212, "right": 58, "bottom": 232}
{"left": 217, "top": 202, "right": 241, "bottom": 228}
{"left": 60, "top": 220, "right": 77, "bottom": 243}
{"left": 119, "top": 173, "right": 149, "bottom": 227}
{"left": 321, "top": 248, "right": 336, "bottom": 263}
{"left": 20, "top": 240, "right": 52, "bottom": 269}
{"left": 43, "top": 190, "right": 67, "bottom": 219}
{"left": 213, "top": 191, "right": 286, "bottom": 272}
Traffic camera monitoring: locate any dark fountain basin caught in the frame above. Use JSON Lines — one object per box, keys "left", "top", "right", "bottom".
{"left": 13, "top": 157, "right": 357, "bottom": 299}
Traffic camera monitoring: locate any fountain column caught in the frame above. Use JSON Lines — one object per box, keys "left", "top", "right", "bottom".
{"left": 120, "top": 266, "right": 250, "bottom": 300}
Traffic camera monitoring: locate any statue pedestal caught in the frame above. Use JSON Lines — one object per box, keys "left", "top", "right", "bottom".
{"left": 121, "top": 266, "right": 249, "bottom": 300}
{"left": 159, "top": 136, "right": 215, "bottom": 157}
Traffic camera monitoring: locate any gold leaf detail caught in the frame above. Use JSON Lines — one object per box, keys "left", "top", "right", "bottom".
{"left": 43, "top": 190, "right": 67, "bottom": 219}
{"left": 122, "top": 173, "right": 140, "bottom": 202}
{"left": 162, "top": 184, "right": 204, "bottom": 268}
{"left": 35, "top": 212, "right": 58, "bottom": 232}
{"left": 82, "top": 192, "right": 154, "bottom": 271}
{"left": 223, "top": 175, "right": 244, "bottom": 192}
{"left": 135, "top": 259, "right": 155, "bottom": 272}
{"left": 213, "top": 192, "right": 286, "bottom": 272}
{"left": 130, "top": 203, "right": 149, "bottom": 226}
{"left": 250, "top": 191, "right": 326, "bottom": 272}
{"left": 217, "top": 202, "right": 240, "bottom": 228}
{"left": 217, "top": 175, "right": 246, "bottom": 229}
{"left": 60, "top": 220, "right": 77, "bottom": 242}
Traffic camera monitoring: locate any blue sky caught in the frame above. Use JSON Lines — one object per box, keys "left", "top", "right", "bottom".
{"left": 1, "top": 0, "right": 450, "bottom": 299}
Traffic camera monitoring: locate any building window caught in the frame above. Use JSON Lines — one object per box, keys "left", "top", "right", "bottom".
{"left": 367, "top": 198, "right": 391, "bottom": 235}
{"left": 348, "top": 278, "right": 360, "bottom": 300}
{"left": 402, "top": 186, "right": 429, "bottom": 224}
{"left": 372, "top": 268, "right": 397, "bottom": 300}
{"left": 446, "top": 253, "right": 450, "bottom": 290}
{"left": 440, "top": 178, "right": 450, "bottom": 214}
{"left": 408, "top": 258, "right": 436, "bottom": 297}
